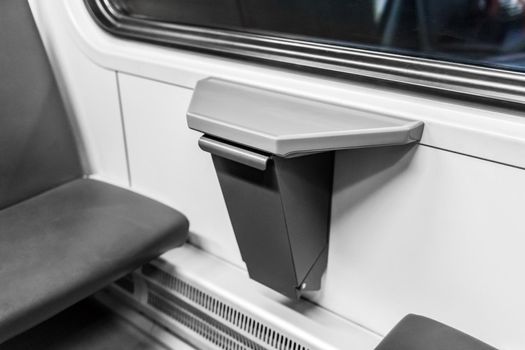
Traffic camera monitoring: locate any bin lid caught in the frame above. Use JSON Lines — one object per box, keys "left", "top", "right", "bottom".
{"left": 187, "top": 78, "right": 423, "bottom": 157}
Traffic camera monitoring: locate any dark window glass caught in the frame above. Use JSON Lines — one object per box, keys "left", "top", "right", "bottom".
{"left": 113, "top": 0, "right": 525, "bottom": 72}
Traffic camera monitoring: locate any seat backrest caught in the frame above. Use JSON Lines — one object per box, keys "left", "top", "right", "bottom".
{"left": 0, "top": 0, "right": 83, "bottom": 210}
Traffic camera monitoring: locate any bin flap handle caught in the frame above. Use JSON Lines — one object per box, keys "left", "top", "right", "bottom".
{"left": 198, "top": 136, "right": 269, "bottom": 171}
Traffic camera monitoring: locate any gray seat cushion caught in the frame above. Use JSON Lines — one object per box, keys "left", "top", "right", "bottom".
{"left": 375, "top": 314, "right": 496, "bottom": 350}
{"left": 0, "top": 179, "right": 188, "bottom": 342}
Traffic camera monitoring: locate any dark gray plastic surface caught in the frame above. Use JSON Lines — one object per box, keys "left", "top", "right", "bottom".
{"left": 187, "top": 78, "right": 424, "bottom": 157}
{"left": 212, "top": 152, "right": 333, "bottom": 298}
{"left": 376, "top": 314, "right": 497, "bottom": 350}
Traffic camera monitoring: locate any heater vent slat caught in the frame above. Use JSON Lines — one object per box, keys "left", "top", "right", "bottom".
{"left": 147, "top": 291, "right": 250, "bottom": 350}
{"left": 114, "top": 275, "right": 135, "bottom": 294}
{"left": 111, "top": 247, "right": 380, "bottom": 350}
{"left": 139, "top": 264, "right": 309, "bottom": 350}
{"left": 145, "top": 281, "right": 265, "bottom": 350}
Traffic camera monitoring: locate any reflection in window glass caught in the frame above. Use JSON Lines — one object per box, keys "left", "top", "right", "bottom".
{"left": 116, "top": 0, "right": 525, "bottom": 72}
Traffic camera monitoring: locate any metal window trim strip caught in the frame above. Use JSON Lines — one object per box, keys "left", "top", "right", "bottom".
{"left": 85, "top": 0, "right": 525, "bottom": 106}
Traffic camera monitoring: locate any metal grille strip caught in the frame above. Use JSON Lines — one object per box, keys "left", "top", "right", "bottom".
{"left": 141, "top": 264, "right": 308, "bottom": 350}
{"left": 147, "top": 291, "right": 250, "bottom": 350}
{"left": 113, "top": 265, "right": 311, "bottom": 349}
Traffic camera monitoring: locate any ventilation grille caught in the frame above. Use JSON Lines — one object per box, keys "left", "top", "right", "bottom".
{"left": 148, "top": 291, "right": 254, "bottom": 350}
{"left": 115, "top": 275, "right": 135, "bottom": 294}
{"left": 147, "top": 278, "right": 266, "bottom": 349}
{"left": 142, "top": 264, "right": 308, "bottom": 350}
{"left": 113, "top": 263, "right": 309, "bottom": 350}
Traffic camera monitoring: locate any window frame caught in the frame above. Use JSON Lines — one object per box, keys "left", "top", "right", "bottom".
{"left": 86, "top": 0, "right": 525, "bottom": 106}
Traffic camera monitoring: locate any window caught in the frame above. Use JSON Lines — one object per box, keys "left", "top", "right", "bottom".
{"left": 87, "top": 0, "right": 525, "bottom": 105}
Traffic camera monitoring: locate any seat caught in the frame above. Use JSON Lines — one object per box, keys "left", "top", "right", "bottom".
{"left": 0, "top": 0, "right": 189, "bottom": 343}
{"left": 0, "top": 179, "right": 188, "bottom": 342}
{"left": 375, "top": 314, "right": 496, "bottom": 350}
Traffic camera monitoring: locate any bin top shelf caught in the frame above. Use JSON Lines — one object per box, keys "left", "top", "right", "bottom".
{"left": 187, "top": 78, "right": 424, "bottom": 157}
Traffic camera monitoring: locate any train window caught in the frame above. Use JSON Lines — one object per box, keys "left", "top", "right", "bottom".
{"left": 87, "top": 0, "right": 525, "bottom": 104}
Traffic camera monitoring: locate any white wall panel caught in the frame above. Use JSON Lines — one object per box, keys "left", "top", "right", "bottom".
{"left": 118, "top": 74, "right": 525, "bottom": 349}
{"left": 308, "top": 144, "right": 525, "bottom": 349}
{"left": 29, "top": 0, "right": 129, "bottom": 185}
{"left": 118, "top": 73, "right": 244, "bottom": 267}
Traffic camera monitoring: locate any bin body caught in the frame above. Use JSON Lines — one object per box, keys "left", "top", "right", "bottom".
{"left": 212, "top": 151, "right": 334, "bottom": 298}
